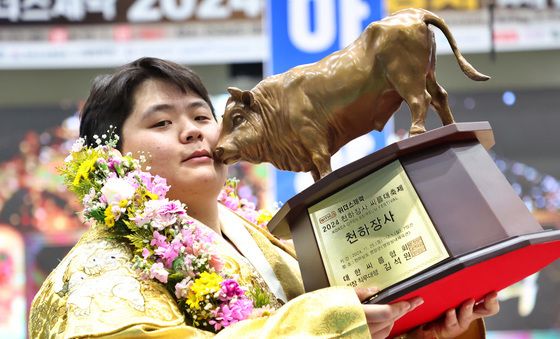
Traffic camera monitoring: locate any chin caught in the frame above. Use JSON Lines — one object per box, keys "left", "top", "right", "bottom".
{"left": 179, "top": 170, "right": 226, "bottom": 193}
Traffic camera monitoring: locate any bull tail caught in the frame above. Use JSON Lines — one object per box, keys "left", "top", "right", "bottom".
{"left": 423, "top": 11, "right": 490, "bottom": 81}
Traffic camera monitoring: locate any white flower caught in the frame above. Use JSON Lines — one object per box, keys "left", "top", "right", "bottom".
{"left": 82, "top": 188, "right": 97, "bottom": 206}
{"left": 174, "top": 277, "right": 192, "bottom": 299}
{"left": 71, "top": 138, "right": 85, "bottom": 153}
{"left": 149, "top": 262, "right": 169, "bottom": 283}
{"left": 101, "top": 177, "right": 136, "bottom": 205}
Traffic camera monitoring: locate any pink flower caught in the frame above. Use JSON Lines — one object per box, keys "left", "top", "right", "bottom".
{"left": 155, "top": 237, "right": 183, "bottom": 268}
{"left": 159, "top": 200, "right": 185, "bottom": 216}
{"left": 223, "top": 196, "right": 239, "bottom": 210}
{"left": 149, "top": 262, "right": 168, "bottom": 283}
{"left": 107, "top": 156, "right": 122, "bottom": 171}
{"left": 131, "top": 171, "right": 170, "bottom": 198}
{"left": 220, "top": 279, "right": 245, "bottom": 300}
{"left": 180, "top": 227, "right": 195, "bottom": 249}
{"left": 140, "top": 199, "right": 186, "bottom": 231}
{"left": 209, "top": 254, "right": 225, "bottom": 272}
{"left": 239, "top": 209, "right": 258, "bottom": 224}
{"left": 240, "top": 198, "right": 255, "bottom": 211}
{"left": 150, "top": 175, "right": 170, "bottom": 198}
{"left": 150, "top": 231, "right": 168, "bottom": 248}
{"left": 193, "top": 226, "right": 215, "bottom": 244}
{"left": 217, "top": 190, "right": 228, "bottom": 202}
{"left": 174, "top": 277, "right": 192, "bottom": 299}
{"left": 210, "top": 297, "right": 253, "bottom": 331}
{"left": 142, "top": 248, "right": 150, "bottom": 259}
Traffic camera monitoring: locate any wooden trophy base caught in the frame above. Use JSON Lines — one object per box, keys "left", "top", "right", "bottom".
{"left": 267, "top": 122, "right": 560, "bottom": 336}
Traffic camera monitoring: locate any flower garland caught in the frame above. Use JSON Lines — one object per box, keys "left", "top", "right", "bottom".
{"left": 218, "top": 178, "right": 275, "bottom": 229}
{"left": 60, "top": 133, "right": 272, "bottom": 332}
{"left": 0, "top": 251, "right": 13, "bottom": 286}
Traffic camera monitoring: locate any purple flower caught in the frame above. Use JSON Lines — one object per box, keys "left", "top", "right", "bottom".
{"left": 220, "top": 279, "right": 245, "bottom": 300}
{"left": 239, "top": 209, "right": 258, "bottom": 224}
{"left": 107, "top": 156, "right": 122, "bottom": 171}
{"left": 159, "top": 200, "right": 185, "bottom": 216}
{"left": 239, "top": 198, "right": 255, "bottom": 211}
{"left": 154, "top": 237, "right": 183, "bottom": 268}
{"left": 131, "top": 171, "right": 170, "bottom": 198}
{"left": 150, "top": 175, "right": 170, "bottom": 198}
{"left": 139, "top": 199, "right": 186, "bottom": 231}
{"left": 210, "top": 297, "right": 253, "bottom": 331}
{"left": 150, "top": 231, "right": 168, "bottom": 248}
{"left": 193, "top": 226, "right": 215, "bottom": 244}
{"left": 180, "top": 227, "right": 195, "bottom": 249}
{"left": 223, "top": 196, "right": 239, "bottom": 210}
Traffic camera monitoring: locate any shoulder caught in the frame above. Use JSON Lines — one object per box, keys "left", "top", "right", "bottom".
{"left": 218, "top": 203, "right": 297, "bottom": 259}
{"left": 29, "top": 229, "right": 184, "bottom": 338}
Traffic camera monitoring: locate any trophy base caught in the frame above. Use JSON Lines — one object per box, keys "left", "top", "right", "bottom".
{"left": 266, "top": 122, "right": 560, "bottom": 336}
{"left": 376, "top": 230, "right": 560, "bottom": 336}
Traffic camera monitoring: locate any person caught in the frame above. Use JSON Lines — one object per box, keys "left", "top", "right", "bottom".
{"left": 29, "top": 57, "right": 499, "bottom": 338}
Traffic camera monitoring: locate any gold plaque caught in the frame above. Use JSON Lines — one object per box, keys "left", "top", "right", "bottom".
{"left": 308, "top": 160, "right": 449, "bottom": 290}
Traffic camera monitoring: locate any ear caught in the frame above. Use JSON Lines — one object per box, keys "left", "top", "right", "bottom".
{"left": 242, "top": 90, "right": 255, "bottom": 107}
{"left": 227, "top": 87, "right": 244, "bottom": 100}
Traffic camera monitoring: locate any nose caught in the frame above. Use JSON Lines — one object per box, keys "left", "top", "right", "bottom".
{"left": 182, "top": 122, "right": 203, "bottom": 143}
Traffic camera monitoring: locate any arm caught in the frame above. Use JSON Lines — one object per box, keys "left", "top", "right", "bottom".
{"left": 97, "top": 286, "right": 369, "bottom": 339}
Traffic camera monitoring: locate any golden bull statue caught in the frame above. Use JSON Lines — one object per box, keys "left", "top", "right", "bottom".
{"left": 214, "top": 8, "right": 489, "bottom": 181}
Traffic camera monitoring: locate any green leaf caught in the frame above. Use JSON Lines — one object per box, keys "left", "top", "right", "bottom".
{"left": 172, "top": 257, "right": 185, "bottom": 271}
{"left": 248, "top": 285, "right": 271, "bottom": 308}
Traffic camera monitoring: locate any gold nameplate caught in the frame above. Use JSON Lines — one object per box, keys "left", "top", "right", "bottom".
{"left": 308, "top": 160, "right": 449, "bottom": 290}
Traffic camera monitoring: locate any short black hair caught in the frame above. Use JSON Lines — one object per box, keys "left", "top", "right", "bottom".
{"left": 79, "top": 57, "right": 215, "bottom": 150}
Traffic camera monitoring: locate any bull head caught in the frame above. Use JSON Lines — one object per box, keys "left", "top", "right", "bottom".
{"left": 214, "top": 87, "right": 262, "bottom": 165}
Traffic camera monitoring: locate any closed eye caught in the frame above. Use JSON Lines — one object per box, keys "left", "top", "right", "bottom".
{"left": 195, "top": 115, "right": 211, "bottom": 122}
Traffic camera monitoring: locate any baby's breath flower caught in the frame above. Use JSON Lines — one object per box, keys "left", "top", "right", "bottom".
{"left": 59, "top": 128, "right": 270, "bottom": 333}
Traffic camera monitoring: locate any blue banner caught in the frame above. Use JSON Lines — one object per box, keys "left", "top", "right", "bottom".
{"left": 266, "top": 0, "right": 389, "bottom": 204}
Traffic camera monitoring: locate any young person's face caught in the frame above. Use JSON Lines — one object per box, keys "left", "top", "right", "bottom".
{"left": 121, "top": 78, "right": 227, "bottom": 203}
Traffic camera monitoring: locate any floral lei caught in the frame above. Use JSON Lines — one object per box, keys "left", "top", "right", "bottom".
{"left": 60, "top": 132, "right": 275, "bottom": 332}
{"left": 0, "top": 251, "right": 13, "bottom": 286}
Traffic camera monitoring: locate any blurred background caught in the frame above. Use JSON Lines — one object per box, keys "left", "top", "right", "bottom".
{"left": 0, "top": 0, "right": 559, "bottom": 337}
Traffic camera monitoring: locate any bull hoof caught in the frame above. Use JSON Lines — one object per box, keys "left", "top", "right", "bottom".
{"left": 409, "top": 127, "right": 426, "bottom": 136}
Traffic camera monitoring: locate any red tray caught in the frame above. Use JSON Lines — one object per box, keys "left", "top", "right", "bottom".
{"left": 364, "top": 230, "right": 560, "bottom": 337}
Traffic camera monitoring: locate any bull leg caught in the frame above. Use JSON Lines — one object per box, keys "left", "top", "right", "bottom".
{"left": 299, "top": 126, "right": 332, "bottom": 181}
{"left": 427, "top": 73, "right": 455, "bottom": 126}
{"left": 311, "top": 152, "right": 332, "bottom": 181}
{"left": 307, "top": 147, "right": 332, "bottom": 181}
{"left": 402, "top": 89, "right": 432, "bottom": 136}
{"left": 386, "top": 64, "right": 432, "bottom": 135}
{"left": 311, "top": 169, "right": 321, "bottom": 182}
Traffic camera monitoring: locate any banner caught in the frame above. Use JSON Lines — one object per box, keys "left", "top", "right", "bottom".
{"left": 0, "top": 0, "right": 262, "bottom": 24}
{"left": 2, "top": 1, "right": 560, "bottom": 68}
{"left": 0, "top": 0, "right": 265, "bottom": 68}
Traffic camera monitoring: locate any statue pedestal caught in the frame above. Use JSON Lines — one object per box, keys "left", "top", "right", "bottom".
{"left": 268, "top": 122, "right": 560, "bottom": 336}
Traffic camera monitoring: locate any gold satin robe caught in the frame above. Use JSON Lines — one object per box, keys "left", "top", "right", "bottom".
{"left": 29, "top": 204, "right": 484, "bottom": 338}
